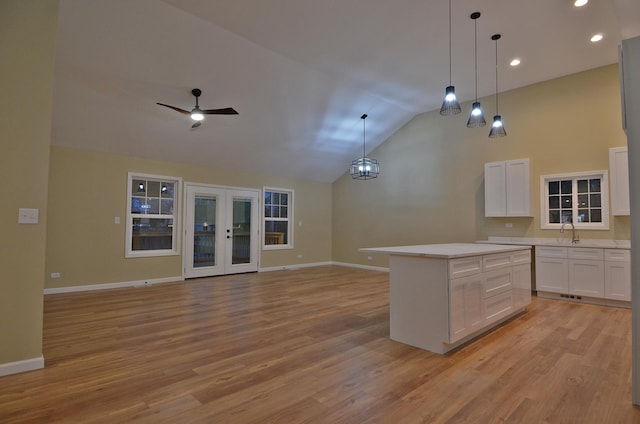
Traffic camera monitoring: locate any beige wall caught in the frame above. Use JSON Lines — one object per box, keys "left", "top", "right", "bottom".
{"left": 0, "top": 1, "right": 59, "bottom": 364}
{"left": 45, "top": 146, "right": 332, "bottom": 289}
{"left": 333, "top": 65, "right": 629, "bottom": 268}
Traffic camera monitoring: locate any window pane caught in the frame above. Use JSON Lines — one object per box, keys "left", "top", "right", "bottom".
{"left": 549, "top": 196, "right": 560, "bottom": 209}
{"left": 280, "top": 193, "right": 288, "bottom": 205}
{"left": 161, "top": 199, "right": 174, "bottom": 215}
{"left": 577, "top": 179, "right": 588, "bottom": 193}
{"left": 264, "top": 205, "right": 271, "bottom": 218}
{"left": 577, "top": 194, "right": 588, "bottom": 208}
{"left": 132, "top": 218, "right": 173, "bottom": 250}
{"left": 590, "top": 179, "right": 601, "bottom": 192}
{"left": 549, "top": 210, "right": 560, "bottom": 223}
{"left": 590, "top": 194, "right": 601, "bottom": 207}
{"left": 549, "top": 181, "right": 560, "bottom": 195}
{"left": 271, "top": 206, "right": 279, "bottom": 218}
{"left": 147, "top": 181, "right": 160, "bottom": 197}
{"left": 561, "top": 210, "right": 573, "bottom": 223}
{"left": 133, "top": 179, "right": 146, "bottom": 196}
{"left": 577, "top": 210, "right": 589, "bottom": 222}
{"left": 131, "top": 197, "right": 144, "bottom": 214}
{"left": 265, "top": 191, "right": 272, "bottom": 205}
{"left": 591, "top": 209, "right": 602, "bottom": 222}
{"left": 561, "top": 196, "right": 572, "bottom": 208}
{"left": 147, "top": 198, "right": 160, "bottom": 214}
{"left": 161, "top": 182, "right": 174, "bottom": 198}
{"left": 280, "top": 206, "right": 288, "bottom": 218}
{"left": 561, "top": 180, "right": 572, "bottom": 194}
{"left": 273, "top": 192, "right": 280, "bottom": 204}
{"left": 264, "top": 220, "right": 288, "bottom": 245}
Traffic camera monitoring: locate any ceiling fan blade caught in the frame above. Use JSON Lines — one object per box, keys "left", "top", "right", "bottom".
{"left": 156, "top": 102, "right": 190, "bottom": 115}
{"left": 191, "top": 121, "right": 202, "bottom": 129}
{"left": 202, "top": 107, "right": 239, "bottom": 115}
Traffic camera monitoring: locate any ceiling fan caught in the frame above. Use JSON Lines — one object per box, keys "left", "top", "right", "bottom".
{"left": 156, "top": 88, "right": 238, "bottom": 129}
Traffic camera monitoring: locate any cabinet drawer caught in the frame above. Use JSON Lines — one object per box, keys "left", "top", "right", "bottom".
{"left": 483, "top": 253, "right": 512, "bottom": 272}
{"left": 483, "top": 268, "right": 513, "bottom": 298}
{"left": 484, "top": 291, "right": 513, "bottom": 324}
{"left": 449, "top": 256, "right": 483, "bottom": 279}
{"left": 535, "top": 246, "right": 567, "bottom": 258}
{"left": 604, "top": 249, "right": 630, "bottom": 262}
{"left": 568, "top": 247, "right": 603, "bottom": 260}
{"left": 511, "top": 249, "right": 531, "bottom": 265}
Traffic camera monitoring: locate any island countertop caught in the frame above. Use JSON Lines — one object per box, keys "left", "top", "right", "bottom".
{"left": 360, "top": 243, "right": 531, "bottom": 259}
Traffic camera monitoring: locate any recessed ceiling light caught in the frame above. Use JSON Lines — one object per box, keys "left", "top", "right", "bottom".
{"left": 590, "top": 33, "right": 604, "bottom": 42}
{"left": 510, "top": 58, "right": 521, "bottom": 67}
{"left": 574, "top": 0, "right": 588, "bottom": 7}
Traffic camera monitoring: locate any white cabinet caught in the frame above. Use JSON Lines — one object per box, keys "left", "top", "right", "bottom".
{"left": 449, "top": 273, "right": 484, "bottom": 343}
{"left": 513, "top": 263, "right": 532, "bottom": 309}
{"left": 535, "top": 247, "right": 569, "bottom": 294}
{"left": 604, "top": 249, "right": 631, "bottom": 301}
{"left": 484, "top": 159, "right": 532, "bottom": 217}
{"left": 384, "top": 245, "right": 531, "bottom": 354}
{"left": 536, "top": 246, "right": 630, "bottom": 303}
{"left": 609, "top": 147, "right": 630, "bottom": 216}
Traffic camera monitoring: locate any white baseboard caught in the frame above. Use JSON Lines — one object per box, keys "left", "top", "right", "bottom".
{"left": 44, "top": 262, "right": 388, "bottom": 294}
{"left": 0, "top": 356, "right": 44, "bottom": 377}
{"left": 44, "top": 276, "right": 183, "bottom": 295}
{"left": 259, "top": 261, "right": 333, "bottom": 272}
{"left": 332, "top": 261, "right": 389, "bottom": 272}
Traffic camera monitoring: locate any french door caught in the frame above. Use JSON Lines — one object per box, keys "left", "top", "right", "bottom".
{"left": 184, "top": 184, "right": 259, "bottom": 278}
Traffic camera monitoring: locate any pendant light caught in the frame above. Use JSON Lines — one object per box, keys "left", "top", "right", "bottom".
{"left": 440, "top": 0, "right": 461, "bottom": 116}
{"left": 349, "top": 114, "right": 380, "bottom": 180}
{"left": 466, "top": 12, "right": 486, "bottom": 128}
{"left": 488, "top": 34, "right": 507, "bottom": 138}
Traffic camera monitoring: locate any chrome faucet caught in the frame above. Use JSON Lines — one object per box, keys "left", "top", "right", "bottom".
{"left": 560, "top": 218, "right": 580, "bottom": 243}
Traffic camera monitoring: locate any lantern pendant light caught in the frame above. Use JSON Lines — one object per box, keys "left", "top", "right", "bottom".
{"left": 488, "top": 33, "right": 507, "bottom": 138}
{"left": 440, "top": 0, "right": 461, "bottom": 116}
{"left": 349, "top": 114, "right": 380, "bottom": 180}
{"left": 466, "top": 12, "right": 486, "bottom": 128}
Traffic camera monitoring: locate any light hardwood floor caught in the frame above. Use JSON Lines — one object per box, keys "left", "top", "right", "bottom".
{"left": 1, "top": 266, "right": 639, "bottom": 423}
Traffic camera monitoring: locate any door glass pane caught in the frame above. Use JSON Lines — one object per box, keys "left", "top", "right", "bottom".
{"left": 232, "top": 198, "right": 252, "bottom": 264}
{"left": 193, "top": 196, "right": 216, "bottom": 268}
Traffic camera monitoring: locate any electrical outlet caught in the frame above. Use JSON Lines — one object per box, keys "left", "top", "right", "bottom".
{"left": 297, "top": 254, "right": 303, "bottom": 259}
{"left": 368, "top": 256, "right": 373, "bottom": 261}
{"left": 50, "top": 272, "right": 61, "bottom": 279}
{"left": 114, "top": 216, "right": 121, "bottom": 224}
{"left": 505, "top": 223, "right": 513, "bottom": 228}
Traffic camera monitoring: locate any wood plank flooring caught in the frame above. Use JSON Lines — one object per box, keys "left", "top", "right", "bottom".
{"left": 1, "top": 265, "right": 639, "bottom": 423}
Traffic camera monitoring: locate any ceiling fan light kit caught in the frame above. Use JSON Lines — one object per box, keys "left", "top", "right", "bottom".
{"left": 156, "top": 88, "right": 238, "bottom": 129}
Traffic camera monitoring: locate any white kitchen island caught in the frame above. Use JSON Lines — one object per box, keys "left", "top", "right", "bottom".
{"left": 361, "top": 243, "right": 532, "bottom": 354}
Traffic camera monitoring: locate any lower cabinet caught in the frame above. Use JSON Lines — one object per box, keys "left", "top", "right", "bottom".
{"left": 535, "top": 246, "right": 630, "bottom": 302}
{"left": 448, "top": 251, "right": 531, "bottom": 344}
{"left": 449, "top": 273, "right": 484, "bottom": 343}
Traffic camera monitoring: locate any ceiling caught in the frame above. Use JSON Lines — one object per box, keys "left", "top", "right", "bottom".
{"left": 51, "top": 0, "right": 640, "bottom": 183}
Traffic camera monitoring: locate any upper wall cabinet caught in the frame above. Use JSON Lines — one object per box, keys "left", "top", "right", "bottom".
{"left": 609, "top": 147, "right": 630, "bottom": 216}
{"left": 485, "top": 159, "right": 532, "bottom": 217}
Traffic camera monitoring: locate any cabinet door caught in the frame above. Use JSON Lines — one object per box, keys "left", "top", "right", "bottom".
{"left": 569, "top": 259, "right": 604, "bottom": 297}
{"left": 449, "top": 273, "right": 484, "bottom": 343}
{"left": 485, "top": 162, "right": 507, "bottom": 217}
{"left": 536, "top": 257, "right": 568, "bottom": 293}
{"left": 609, "top": 147, "right": 630, "bottom": 216}
{"left": 512, "top": 263, "right": 532, "bottom": 309}
{"left": 505, "top": 159, "right": 531, "bottom": 216}
{"left": 605, "top": 261, "right": 631, "bottom": 301}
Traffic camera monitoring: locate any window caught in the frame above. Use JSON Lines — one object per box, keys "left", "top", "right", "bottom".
{"left": 126, "top": 173, "right": 181, "bottom": 257}
{"left": 263, "top": 187, "right": 293, "bottom": 249}
{"left": 540, "top": 171, "right": 609, "bottom": 230}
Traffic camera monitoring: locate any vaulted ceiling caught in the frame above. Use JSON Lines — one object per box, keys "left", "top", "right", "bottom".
{"left": 51, "top": 0, "right": 640, "bottom": 182}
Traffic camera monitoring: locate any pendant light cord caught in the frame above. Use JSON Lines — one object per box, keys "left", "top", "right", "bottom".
{"left": 494, "top": 37, "right": 499, "bottom": 114}
{"left": 474, "top": 17, "right": 478, "bottom": 101}
{"left": 363, "top": 116, "right": 366, "bottom": 158}
{"left": 448, "top": 0, "right": 452, "bottom": 85}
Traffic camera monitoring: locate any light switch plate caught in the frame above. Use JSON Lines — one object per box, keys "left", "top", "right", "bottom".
{"left": 18, "top": 208, "right": 39, "bottom": 224}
